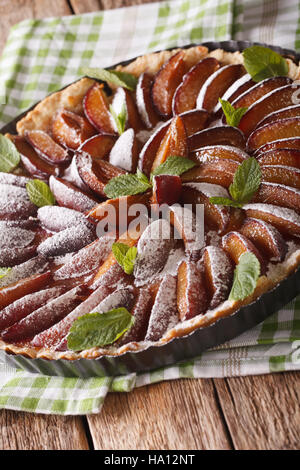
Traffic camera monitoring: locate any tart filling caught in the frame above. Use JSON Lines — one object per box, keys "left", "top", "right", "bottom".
{"left": 1, "top": 44, "right": 300, "bottom": 360}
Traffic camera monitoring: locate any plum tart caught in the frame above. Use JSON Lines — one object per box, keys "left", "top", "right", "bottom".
{"left": 1, "top": 43, "right": 300, "bottom": 362}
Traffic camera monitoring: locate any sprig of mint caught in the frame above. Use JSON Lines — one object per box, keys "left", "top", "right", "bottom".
{"left": 104, "top": 156, "right": 196, "bottom": 199}
{"left": 26, "top": 179, "right": 56, "bottom": 207}
{"left": 67, "top": 308, "right": 135, "bottom": 351}
{"left": 112, "top": 242, "right": 138, "bottom": 275}
{"left": 151, "top": 155, "right": 196, "bottom": 179}
{"left": 81, "top": 67, "right": 138, "bottom": 91}
{"left": 219, "top": 99, "right": 248, "bottom": 127}
{"left": 229, "top": 252, "right": 261, "bottom": 301}
{"left": 242, "top": 45, "right": 288, "bottom": 83}
{"left": 0, "top": 267, "right": 12, "bottom": 279}
{"left": 0, "top": 135, "right": 20, "bottom": 173}
{"left": 210, "top": 158, "right": 261, "bottom": 208}
{"left": 109, "top": 103, "right": 127, "bottom": 135}
{"left": 104, "top": 171, "right": 152, "bottom": 198}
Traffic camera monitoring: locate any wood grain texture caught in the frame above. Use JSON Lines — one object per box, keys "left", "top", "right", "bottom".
{"left": 0, "top": 0, "right": 72, "bottom": 54}
{"left": 0, "top": 410, "right": 89, "bottom": 450}
{"left": 87, "top": 379, "right": 233, "bottom": 450}
{"left": 214, "top": 371, "right": 300, "bottom": 450}
{"left": 70, "top": 0, "right": 164, "bottom": 14}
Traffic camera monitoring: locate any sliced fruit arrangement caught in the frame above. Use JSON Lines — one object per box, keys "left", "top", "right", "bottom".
{"left": 1, "top": 44, "right": 300, "bottom": 359}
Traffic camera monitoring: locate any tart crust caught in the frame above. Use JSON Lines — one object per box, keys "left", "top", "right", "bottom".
{"left": 2, "top": 45, "right": 300, "bottom": 361}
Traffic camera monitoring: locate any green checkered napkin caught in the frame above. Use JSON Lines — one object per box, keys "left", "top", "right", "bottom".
{"left": 1, "top": 0, "right": 300, "bottom": 415}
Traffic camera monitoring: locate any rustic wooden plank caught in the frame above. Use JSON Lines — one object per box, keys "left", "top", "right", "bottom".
{"left": 0, "top": 0, "right": 72, "bottom": 55}
{"left": 214, "top": 371, "right": 300, "bottom": 450}
{"left": 0, "top": 410, "right": 90, "bottom": 450}
{"left": 70, "top": 0, "right": 164, "bottom": 14}
{"left": 87, "top": 379, "right": 233, "bottom": 450}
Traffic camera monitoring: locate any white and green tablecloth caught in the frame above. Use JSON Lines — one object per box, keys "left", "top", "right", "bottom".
{"left": 0, "top": 0, "right": 300, "bottom": 415}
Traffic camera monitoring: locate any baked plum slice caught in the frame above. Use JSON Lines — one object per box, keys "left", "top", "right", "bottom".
{"left": 190, "top": 145, "right": 248, "bottom": 164}
{"left": 49, "top": 175, "right": 98, "bottom": 212}
{"left": 136, "top": 72, "right": 160, "bottom": 128}
{"left": 243, "top": 203, "right": 300, "bottom": 238}
{"left": 231, "top": 76, "right": 292, "bottom": 109}
{"left": 261, "top": 164, "right": 300, "bottom": 190}
{"left": 145, "top": 274, "right": 178, "bottom": 341}
{"left": 240, "top": 217, "right": 287, "bottom": 261}
{"left": 181, "top": 158, "right": 239, "bottom": 188}
{"left": 239, "top": 83, "right": 300, "bottom": 137}
{"left": 0, "top": 286, "right": 65, "bottom": 332}
{"left": 257, "top": 149, "right": 300, "bottom": 168}
{"left": 247, "top": 117, "right": 300, "bottom": 152}
{"left": 189, "top": 126, "right": 246, "bottom": 152}
{"left": 169, "top": 204, "right": 204, "bottom": 260}
{"left": 253, "top": 182, "right": 300, "bottom": 213}
{"left": 152, "top": 175, "right": 182, "bottom": 206}
{"left": 1, "top": 286, "right": 84, "bottom": 343}
{"left": 0, "top": 184, "right": 37, "bottom": 221}
{"left": 8, "top": 135, "right": 61, "bottom": 179}
{"left": 177, "top": 259, "right": 208, "bottom": 320}
{"left": 196, "top": 64, "right": 245, "bottom": 112}
{"left": 181, "top": 182, "right": 231, "bottom": 234}
{"left": 151, "top": 51, "right": 187, "bottom": 118}
{"left": 111, "top": 86, "right": 143, "bottom": 133}
{"left": 253, "top": 137, "right": 300, "bottom": 157}
{"left": 25, "top": 130, "right": 70, "bottom": 165}
{"left": 222, "top": 231, "right": 266, "bottom": 274}
{"left": 52, "top": 109, "right": 95, "bottom": 150}
{"left": 0, "top": 271, "right": 52, "bottom": 311}
{"left": 83, "top": 83, "right": 116, "bottom": 134}
{"left": 256, "top": 104, "right": 300, "bottom": 129}
{"left": 78, "top": 134, "right": 116, "bottom": 160}
{"left": 109, "top": 128, "right": 140, "bottom": 173}
{"left": 172, "top": 57, "right": 220, "bottom": 115}
{"left": 202, "top": 246, "right": 234, "bottom": 309}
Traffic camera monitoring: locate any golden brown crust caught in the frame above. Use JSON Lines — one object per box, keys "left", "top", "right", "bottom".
{"left": 1, "top": 45, "right": 300, "bottom": 362}
{"left": 16, "top": 78, "right": 96, "bottom": 136}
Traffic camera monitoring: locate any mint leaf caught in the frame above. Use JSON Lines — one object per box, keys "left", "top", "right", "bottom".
{"left": 81, "top": 67, "right": 138, "bottom": 91}
{"left": 209, "top": 197, "right": 243, "bottom": 208}
{"left": 229, "top": 252, "right": 260, "bottom": 301}
{"left": 219, "top": 99, "right": 248, "bottom": 127}
{"left": 26, "top": 179, "right": 56, "bottom": 207}
{"left": 242, "top": 46, "right": 288, "bottom": 83}
{"left": 112, "top": 242, "right": 137, "bottom": 275}
{"left": 67, "top": 308, "right": 135, "bottom": 351}
{"left": 0, "top": 135, "right": 20, "bottom": 173}
{"left": 104, "top": 172, "right": 152, "bottom": 198}
{"left": 229, "top": 157, "right": 261, "bottom": 204}
{"left": 0, "top": 267, "right": 12, "bottom": 279}
{"left": 151, "top": 156, "right": 196, "bottom": 178}
{"left": 136, "top": 169, "right": 151, "bottom": 185}
{"left": 109, "top": 103, "right": 127, "bottom": 135}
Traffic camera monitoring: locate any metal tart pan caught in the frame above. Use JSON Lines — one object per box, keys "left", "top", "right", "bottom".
{"left": 1, "top": 40, "right": 300, "bottom": 377}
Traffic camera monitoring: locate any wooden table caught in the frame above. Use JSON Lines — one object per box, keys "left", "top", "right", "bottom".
{"left": 0, "top": 0, "right": 299, "bottom": 450}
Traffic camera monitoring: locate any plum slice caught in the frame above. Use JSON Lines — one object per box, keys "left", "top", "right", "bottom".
{"left": 172, "top": 57, "right": 220, "bottom": 115}
{"left": 202, "top": 246, "right": 233, "bottom": 309}
{"left": 0, "top": 184, "right": 36, "bottom": 221}
{"left": 83, "top": 83, "right": 116, "bottom": 134}
{"left": 25, "top": 130, "right": 70, "bottom": 165}
{"left": 152, "top": 175, "right": 182, "bottom": 206}
{"left": 222, "top": 231, "right": 266, "bottom": 274}
{"left": 177, "top": 259, "right": 208, "bottom": 320}
{"left": 145, "top": 274, "right": 178, "bottom": 341}
{"left": 181, "top": 158, "right": 239, "bottom": 188}
{"left": 37, "top": 205, "right": 91, "bottom": 232}
{"left": 243, "top": 203, "right": 300, "bottom": 238}
{"left": 256, "top": 104, "right": 300, "bottom": 129}
{"left": 257, "top": 149, "right": 300, "bottom": 168}
{"left": 136, "top": 73, "right": 160, "bottom": 128}
{"left": 151, "top": 51, "right": 187, "bottom": 118}
{"left": 240, "top": 217, "right": 287, "bottom": 261}
{"left": 239, "top": 83, "right": 300, "bottom": 137}
{"left": 261, "top": 164, "right": 300, "bottom": 190}
{"left": 189, "top": 126, "right": 246, "bottom": 152}
{"left": 79, "top": 134, "right": 116, "bottom": 160}
{"left": 109, "top": 128, "right": 140, "bottom": 173}
{"left": 0, "top": 286, "right": 66, "bottom": 331}
{"left": 37, "top": 223, "right": 96, "bottom": 258}
{"left": 49, "top": 175, "right": 98, "bottom": 212}
{"left": 190, "top": 145, "right": 248, "bottom": 164}
{"left": 247, "top": 117, "right": 300, "bottom": 152}
{"left": 52, "top": 109, "right": 95, "bottom": 150}
{"left": 253, "top": 182, "right": 300, "bottom": 213}
{"left": 1, "top": 286, "right": 84, "bottom": 343}
{"left": 0, "top": 271, "right": 52, "bottom": 310}
{"left": 196, "top": 64, "right": 245, "bottom": 112}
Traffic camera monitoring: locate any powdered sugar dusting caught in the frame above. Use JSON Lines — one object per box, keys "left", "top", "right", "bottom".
{"left": 37, "top": 223, "right": 96, "bottom": 257}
